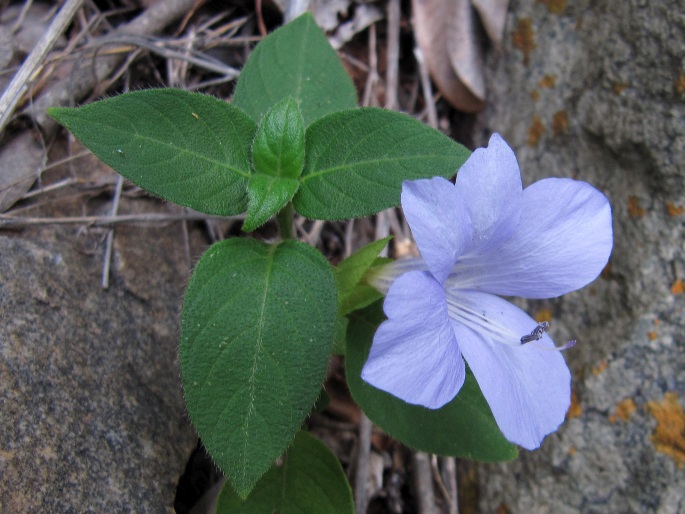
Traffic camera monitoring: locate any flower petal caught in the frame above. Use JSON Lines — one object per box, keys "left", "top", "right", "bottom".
{"left": 362, "top": 270, "right": 466, "bottom": 409}
{"left": 450, "top": 178, "right": 613, "bottom": 298}
{"left": 447, "top": 289, "right": 571, "bottom": 450}
{"left": 402, "top": 177, "right": 472, "bottom": 284}
{"left": 454, "top": 133, "right": 522, "bottom": 252}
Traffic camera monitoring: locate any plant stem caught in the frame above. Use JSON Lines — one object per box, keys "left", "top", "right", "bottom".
{"left": 277, "top": 203, "right": 295, "bottom": 239}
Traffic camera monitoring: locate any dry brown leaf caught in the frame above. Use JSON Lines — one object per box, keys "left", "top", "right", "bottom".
{"left": 0, "top": 132, "right": 46, "bottom": 213}
{"left": 472, "top": 0, "right": 509, "bottom": 48}
{"left": 412, "top": 0, "right": 509, "bottom": 112}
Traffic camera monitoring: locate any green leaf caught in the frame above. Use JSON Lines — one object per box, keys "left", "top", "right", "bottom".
{"left": 345, "top": 301, "right": 518, "bottom": 461}
{"left": 180, "top": 239, "right": 337, "bottom": 497}
{"left": 48, "top": 89, "right": 256, "bottom": 215}
{"left": 335, "top": 237, "right": 391, "bottom": 315}
{"left": 252, "top": 97, "right": 305, "bottom": 178}
{"left": 243, "top": 174, "right": 299, "bottom": 232}
{"left": 232, "top": 12, "right": 357, "bottom": 127}
{"left": 216, "top": 431, "right": 354, "bottom": 514}
{"left": 294, "top": 108, "right": 471, "bottom": 220}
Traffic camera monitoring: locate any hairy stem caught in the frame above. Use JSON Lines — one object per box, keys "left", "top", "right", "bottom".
{"left": 277, "top": 203, "right": 295, "bottom": 240}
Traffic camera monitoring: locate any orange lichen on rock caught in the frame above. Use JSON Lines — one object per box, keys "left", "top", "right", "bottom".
{"left": 569, "top": 445, "right": 577, "bottom": 456}
{"left": 539, "top": 74, "right": 557, "bottom": 88}
{"left": 666, "top": 202, "right": 684, "bottom": 217}
{"left": 536, "top": 0, "right": 566, "bottom": 14}
{"left": 600, "top": 261, "right": 612, "bottom": 279}
{"left": 627, "top": 196, "right": 646, "bottom": 218}
{"left": 567, "top": 391, "right": 582, "bottom": 419}
{"left": 592, "top": 359, "right": 608, "bottom": 375}
{"left": 512, "top": 18, "right": 536, "bottom": 65}
{"left": 530, "top": 89, "right": 541, "bottom": 101}
{"left": 671, "top": 279, "right": 684, "bottom": 295}
{"left": 496, "top": 502, "right": 511, "bottom": 514}
{"left": 534, "top": 308, "right": 553, "bottom": 323}
{"left": 613, "top": 82, "right": 630, "bottom": 95}
{"left": 647, "top": 331, "right": 658, "bottom": 341}
{"left": 527, "top": 115, "right": 545, "bottom": 146}
{"left": 646, "top": 392, "right": 685, "bottom": 468}
{"left": 552, "top": 110, "right": 569, "bottom": 135}
{"left": 675, "top": 74, "right": 685, "bottom": 95}
{"left": 610, "top": 398, "right": 637, "bottom": 423}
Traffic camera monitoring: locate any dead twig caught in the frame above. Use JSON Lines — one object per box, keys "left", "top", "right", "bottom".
{"left": 26, "top": 0, "right": 205, "bottom": 131}
{"left": 385, "top": 0, "right": 400, "bottom": 110}
{"left": 441, "top": 456, "right": 459, "bottom": 514}
{"left": 431, "top": 454, "right": 458, "bottom": 514}
{"left": 0, "top": 0, "right": 209, "bottom": 214}
{"left": 255, "top": 0, "right": 267, "bottom": 37}
{"left": 362, "top": 23, "right": 380, "bottom": 108}
{"left": 0, "top": 0, "right": 85, "bottom": 135}
{"left": 413, "top": 451, "right": 437, "bottom": 514}
{"left": 413, "top": 46, "right": 438, "bottom": 129}
{"left": 0, "top": 212, "right": 242, "bottom": 228}
{"left": 76, "top": 35, "right": 241, "bottom": 79}
{"left": 354, "top": 413, "right": 374, "bottom": 514}
{"left": 101, "top": 175, "right": 123, "bottom": 289}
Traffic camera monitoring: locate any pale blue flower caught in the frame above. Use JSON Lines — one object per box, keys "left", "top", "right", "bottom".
{"left": 361, "top": 134, "right": 613, "bottom": 449}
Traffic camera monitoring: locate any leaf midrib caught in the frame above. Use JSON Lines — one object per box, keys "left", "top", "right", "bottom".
{"left": 241, "top": 244, "right": 277, "bottom": 482}
{"left": 71, "top": 108, "right": 252, "bottom": 180}
{"left": 110, "top": 126, "right": 252, "bottom": 179}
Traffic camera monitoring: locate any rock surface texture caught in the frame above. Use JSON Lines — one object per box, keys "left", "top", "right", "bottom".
{"left": 0, "top": 221, "right": 197, "bottom": 512}
{"left": 475, "top": 1, "right": 685, "bottom": 513}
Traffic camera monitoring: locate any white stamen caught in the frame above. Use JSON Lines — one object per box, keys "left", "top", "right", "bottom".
{"left": 524, "top": 339, "right": 577, "bottom": 352}
{"left": 446, "top": 294, "right": 576, "bottom": 352}
{"left": 445, "top": 295, "right": 522, "bottom": 347}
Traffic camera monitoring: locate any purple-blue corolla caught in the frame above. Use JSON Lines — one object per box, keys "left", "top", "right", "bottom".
{"left": 361, "top": 133, "right": 613, "bottom": 450}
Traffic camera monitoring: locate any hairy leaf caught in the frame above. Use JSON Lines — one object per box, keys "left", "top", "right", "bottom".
{"left": 180, "top": 239, "right": 337, "bottom": 497}
{"left": 49, "top": 89, "right": 255, "bottom": 215}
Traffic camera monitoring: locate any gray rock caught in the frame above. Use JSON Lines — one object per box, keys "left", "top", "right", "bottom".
{"left": 0, "top": 228, "right": 197, "bottom": 512}
{"left": 474, "top": 0, "right": 685, "bottom": 512}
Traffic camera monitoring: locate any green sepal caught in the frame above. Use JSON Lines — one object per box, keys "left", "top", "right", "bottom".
{"left": 335, "top": 237, "right": 391, "bottom": 316}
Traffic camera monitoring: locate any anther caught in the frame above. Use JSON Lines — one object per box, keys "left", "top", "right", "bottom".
{"left": 520, "top": 322, "right": 550, "bottom": 344}
{"left": 520, "top": 322, "right": 576, "bottom": 351}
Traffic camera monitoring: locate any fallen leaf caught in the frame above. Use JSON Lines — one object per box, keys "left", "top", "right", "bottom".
{"left": 0, "top": 132, "right": 46, "bottom": 213}
{"left": 472, "top": 0, "right": 509, "bottom": 47}
{"left": 412, "top": 0, "right": 509, "bottom": 112}
{"left": 413, "top": 0, "right": 481, "bottom": 111}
